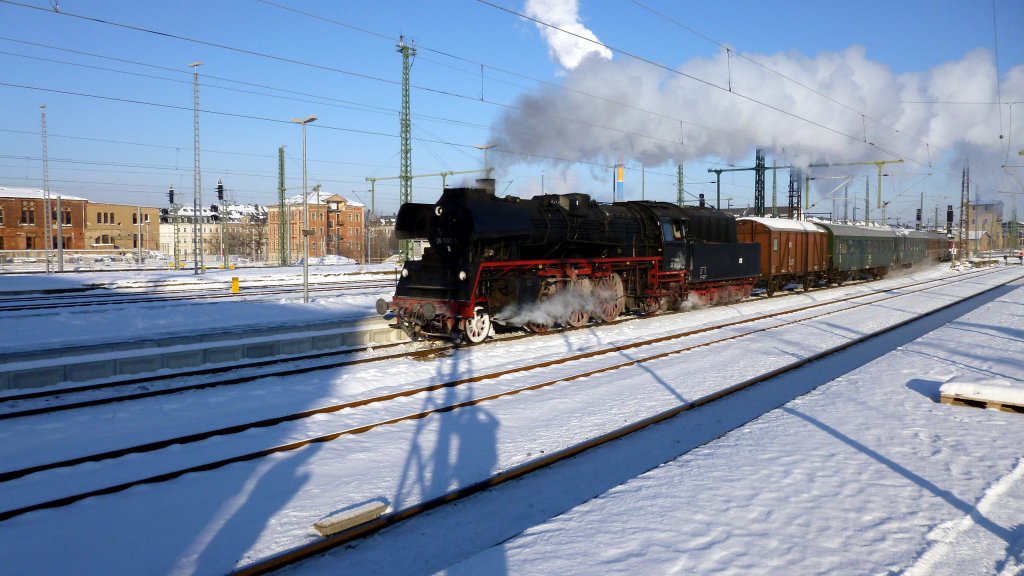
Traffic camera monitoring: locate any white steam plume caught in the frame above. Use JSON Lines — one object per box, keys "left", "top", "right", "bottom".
{"left": 491, "top": 46, "right": 1024, "bottom": 171}
{"left": 525, "top": 0, "right": 612, "bottom": 70}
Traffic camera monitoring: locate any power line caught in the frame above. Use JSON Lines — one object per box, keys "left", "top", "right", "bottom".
{"left": 628, "top": 0, "right": 950, "bottom": 161}
{"left": 253, "top": 0, "right": 721, "bottom": 137}
{"left": 0, "top": 37, "right": 490, "bottom": 130}
{"left": 0, "top": 30, "right": 712, "bottom": 165}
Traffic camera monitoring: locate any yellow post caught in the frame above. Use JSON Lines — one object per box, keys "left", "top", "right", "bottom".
{"left": 231, "top": 277, "right": 239, "bottom": 294}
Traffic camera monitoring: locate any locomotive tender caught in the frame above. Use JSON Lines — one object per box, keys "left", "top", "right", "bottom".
{"left": 376, "top": 181, "right": 949, "bottom": 343}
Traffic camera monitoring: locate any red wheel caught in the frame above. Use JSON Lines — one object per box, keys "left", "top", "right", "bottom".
{"left": 594, "top": 273, "right": 624, "bottom": 321}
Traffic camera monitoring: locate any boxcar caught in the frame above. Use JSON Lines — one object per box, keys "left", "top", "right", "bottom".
{"left": 736, "top": 217, "right": 828, "bottom": 296}
{"left": 815, "top": 223, "right": 897, "bottom": 283}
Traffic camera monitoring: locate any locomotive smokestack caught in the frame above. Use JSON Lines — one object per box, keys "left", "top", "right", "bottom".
{"left": 477, "top": 178, "right": 496, "bottom": 195}
{"left": 699, "top": 193, "right": 706, "bottom": 208}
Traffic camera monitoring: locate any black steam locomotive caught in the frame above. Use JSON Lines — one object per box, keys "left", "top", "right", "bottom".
{"left": 376, "top": 180, "right": 760, "bottom": 343}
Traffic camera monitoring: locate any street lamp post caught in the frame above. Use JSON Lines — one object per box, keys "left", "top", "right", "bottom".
{"left": 292, "top": 115, "right": 317, "bottom": 303}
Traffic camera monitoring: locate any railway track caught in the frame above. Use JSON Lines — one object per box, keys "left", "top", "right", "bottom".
{"left": 234, "top": 268, "right": 1024, "bottom": 575}
{"left": 0, "top": 266, "right": 998, "bottom": 420}
{"left": 0, "top": 267, "right": 1014, "bottom": 531}
{"left": 0, "top": 278, "right": 397, "bottom": 312}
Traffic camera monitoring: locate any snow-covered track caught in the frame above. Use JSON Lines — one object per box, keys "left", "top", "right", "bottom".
{"left": 0, "top": 267, "right": 997, "bottom": 419}
{"left": 0, "top": 340, "right": 433, "bottom": 420}
{"left": 234, "top": 269, "right": 1024, "bottom": 575}
{"left": 0, "top": 279, "right": 396, "bottom": 312}
{"left": 0, "top": 268, "right": 1013, "bottom": 526}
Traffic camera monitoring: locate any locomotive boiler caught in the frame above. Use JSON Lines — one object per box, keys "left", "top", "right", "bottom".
{"left": 376, "top": 180, "right": 760, "bottom": 343}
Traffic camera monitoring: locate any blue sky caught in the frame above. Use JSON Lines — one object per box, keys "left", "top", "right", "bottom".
{"left": 1, "top": 0, "right": 1022, "bottom": 224}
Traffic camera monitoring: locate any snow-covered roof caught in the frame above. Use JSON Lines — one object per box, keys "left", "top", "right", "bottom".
{"left": 737, "top": 217, "right": 824, "bottom": 232}
{"left": 0, "top": 187, "right": 87, "bottom": 201}
{"left": 283, "top": 193, "right": 364, "bottom": 208}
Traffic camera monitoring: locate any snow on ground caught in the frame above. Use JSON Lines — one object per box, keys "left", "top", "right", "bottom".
{"left": 429, "top": 274, "right": 1024, "bottom": 576}
{"left": 1, "top": 264, "right": 1022, "bottom": 575}
{"left": 0, "top": 263, "right": 400, "bottom": 354}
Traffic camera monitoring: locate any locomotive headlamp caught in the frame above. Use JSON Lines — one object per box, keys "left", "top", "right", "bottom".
{"left": 401, "top": 268, "right": 409, "bottom": 278}
{"left": 435, "top": 206, "right": 443, "bottom": 216}
{"left": 458, "top": 270, "right": 467, "bottom": 281}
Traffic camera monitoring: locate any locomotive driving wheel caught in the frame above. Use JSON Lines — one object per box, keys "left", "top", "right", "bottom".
{"left": 460, "top": 307, "right": 491, "bottom": 344}
{"left": 594, "top": 273, "right": 625, "bottom": 322}
{"left": 565, "top": 278, "right": 592, "bottom": 327}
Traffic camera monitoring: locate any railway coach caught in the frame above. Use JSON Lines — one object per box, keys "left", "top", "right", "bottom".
{"left": 736, "top": 217, "right": 827, "bottom": 296}
{"left": 815, "top": 222, "right": 897, "bottom": 283}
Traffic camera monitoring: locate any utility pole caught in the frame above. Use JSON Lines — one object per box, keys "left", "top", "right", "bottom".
{"left": 189, "top": 61, "right": 203, "bottom": 275}
{"left": 808, "top": 158, "right": 903, "bottom": 210}
{"left": 366, "top": 169, "right": 482, "bottom": 214}
{"left": 278, "top": 146, "right": 288, "bottom": 266}
{"left": 55, "top": 194, "right": 63, "bottom": 269}
{"left": 136, "top": 205, "right": 143, "bottom": 265}
{"left": 788, "top": 170, "right": 801, "bottom": 218}
{"left": 217, "top": 177, "right": 226, "bottom": 267}
{"left": 771, "top": 160, "right": 778, "bottom": 216}
{"left": 40, "top": 105, "right": 53, "bottom": 273}
{"left": 959, "top": 165, "right": 969, "bottom": 263}
{"left": 397, "top": 36, "right": 416, "bottom": 260}
{"left": 676, "top": 163, "right": 684, "bottom": 207}
{"left": 707, "top": 152, "right": 789, "bottom": 212}
{"left": 169, "top": 184, "right": 180, "bottom": 268}
{"left": 753, "top": 149, "right": 766, "bottom": 217}
{"left": 864, "top": 177, "right": 870, "bottom": 223}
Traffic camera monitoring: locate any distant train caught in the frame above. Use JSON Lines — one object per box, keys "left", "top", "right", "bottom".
{"left": 376, "top": 181, "right": 950, "bottom": 343}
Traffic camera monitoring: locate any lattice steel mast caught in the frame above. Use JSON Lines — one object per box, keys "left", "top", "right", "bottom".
{"left": 397, "top": 36, "right": 416, "bottom": 260}
{"left": 40, "top": 105, "right": 52, "bottom": 273}
{"left": 278, "top": 145, "right": 288, "bottom": 266}
{"left": 190, "top": 61, "right": 203, "bottom": 274}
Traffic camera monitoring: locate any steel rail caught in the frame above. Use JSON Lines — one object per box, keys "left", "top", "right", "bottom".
{"left": 0, "top": 280, "right": 396, "bottom": 312}
{"left": 232, "top": 270, "right": 1024, "bottom": 575}
{"left": 0, "top": 268, "right": 1013, "bottom": 523}
{"left": 0, "top": 267, "right": 991, "bottom": 414}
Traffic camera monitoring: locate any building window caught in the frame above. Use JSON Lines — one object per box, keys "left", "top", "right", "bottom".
{"left": 0, "top": 237, "right": 4, "bottom": 250}
{"left": 0, "top": 207, "right": 4, "bottom": 225}
{"left": 133, "top": 212, "right": 138, "bottom": 224}
{"left": 144, "top": 213, "right": 150, "bottom": 223}
{"left": 21, "top": 202, "right": 35, "bottom": 225}
{"left": 26, "top": 236, "right": 35, "bottom": 249}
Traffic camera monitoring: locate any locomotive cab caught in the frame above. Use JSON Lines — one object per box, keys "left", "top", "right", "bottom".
{"left": 661, "top": 217, "right": 687, "bottom": 270}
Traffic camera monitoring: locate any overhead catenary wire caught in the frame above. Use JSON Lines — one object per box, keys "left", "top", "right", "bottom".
{"left": 0, "top": 1, "right": 737, "bottom": 168}
{"left": 0, "top": 40, "right": 715, "bottom": 170}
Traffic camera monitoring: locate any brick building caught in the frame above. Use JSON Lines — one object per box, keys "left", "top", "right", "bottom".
{"left": 0, "top": 187, "right": 88, "bottom": 251}
{"left": 267, "top": 192, "right": 365, "bottom": 263}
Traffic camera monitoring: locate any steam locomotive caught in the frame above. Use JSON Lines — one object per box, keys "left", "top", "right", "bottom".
{"left": 376, "top": 179, "right": 759, "bottom": 343}
{"left": 375, "top": 180, "right": 948, "bottom": 343}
